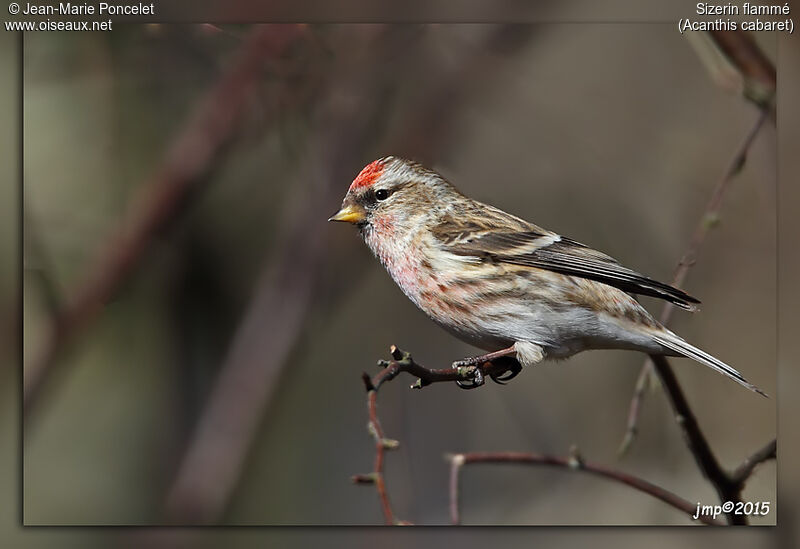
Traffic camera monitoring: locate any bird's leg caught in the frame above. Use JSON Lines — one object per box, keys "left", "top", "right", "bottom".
{"left": 453, "top": 346, "right": 517, "bottom": 389}
{"left": 452, "top": 346, "right": 517, "bottom": 368}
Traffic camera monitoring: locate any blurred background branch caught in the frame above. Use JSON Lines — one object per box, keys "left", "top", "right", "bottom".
{"left": 23, "top": 25, "right": 308, "bottom": 420}
{"left": 708, "top": 30, "right": 777, "bottom": 109}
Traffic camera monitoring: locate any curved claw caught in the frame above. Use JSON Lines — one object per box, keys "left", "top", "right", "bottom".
{"left": 488, "top": 357, "right": 522, "bottom": 384}
{"left": 490, "top": 372, "right": 516, "bottom": 384}
{"left": 456, "top": 368, "right": 484, "bottom": 390}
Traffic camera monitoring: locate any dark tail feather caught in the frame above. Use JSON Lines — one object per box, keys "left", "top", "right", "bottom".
{"left": 652, "top": 333, "right": 767, "bottom": 397}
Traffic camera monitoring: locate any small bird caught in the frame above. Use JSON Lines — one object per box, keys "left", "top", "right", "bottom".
{"left": 329, "top": 156, "right": 764, "bottom": 395}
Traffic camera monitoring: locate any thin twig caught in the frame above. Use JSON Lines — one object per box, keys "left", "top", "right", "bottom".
{"left": 372, "top": 345, "right": 515, "bottom": 392}
{"left": 352, "top": 345, "right": 516, "bottom": 525}
{"left": 663, "top": 107, "right": 770, "bottom": 322}
{"left": 354, "top": 373, "right": 400, "bottom": 525}
{"left": 448, "top": 451, "right": 725, "bottom": 526}
{"left": 618, "top": 357, "right": 652, "bottom": 457}
{"left": 619, "top": 106, "right": 771, "bottom": 456}
{"left": 448, "top": 453, "right": 465, "bottom": 525}
{"left": 730, "top": 439, "right": 776, "bottom": 487}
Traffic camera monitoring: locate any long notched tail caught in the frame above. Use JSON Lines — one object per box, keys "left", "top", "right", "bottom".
{"left": 651, "top": 333, "right": 768, "bottom": 397}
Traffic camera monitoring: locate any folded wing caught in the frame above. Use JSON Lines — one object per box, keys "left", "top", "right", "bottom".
{"left": 433, "top": 213, "right": 700, "bottom": 311}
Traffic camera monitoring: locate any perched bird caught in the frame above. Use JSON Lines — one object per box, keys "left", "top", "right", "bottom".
{"left": 329, "top": 156, "right": 764, "bottom": 395}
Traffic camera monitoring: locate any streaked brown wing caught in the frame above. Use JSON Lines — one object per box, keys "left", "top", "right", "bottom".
{"left": 434, "top": 215, "right": 700, "bottom": 310}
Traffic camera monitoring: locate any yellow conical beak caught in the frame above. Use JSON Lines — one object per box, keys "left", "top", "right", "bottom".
{"left": 328, "top": 204, "right": 366, "bottom": 224}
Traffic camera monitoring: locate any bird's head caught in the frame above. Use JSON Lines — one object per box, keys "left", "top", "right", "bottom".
{"left": 328, "top": 156, "right": 456, "bottom": 233}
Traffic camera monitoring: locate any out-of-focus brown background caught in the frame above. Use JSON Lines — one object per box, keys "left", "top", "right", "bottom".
{"left": 1, "top": 10, "right": 796, "bottom": 549}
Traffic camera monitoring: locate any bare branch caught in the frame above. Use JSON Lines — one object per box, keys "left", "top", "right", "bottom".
{"left": 448, "top": 451, "right": 725, "bottom": 526}
{"left": 648, "top": 355, "right": 750, "bottom": 524}
{"left": 369, "top": 345, "right": 514, "bottom": 392}
{"left": 355, "top": 347, "right": 725, "bottom": 526}
{"left": 730, "top": 439, "right": 776, "bottom": 487}
{"left": 620, "top": 106, "right": 771, "bottom": 456}
{"left": 352, "top": 345, "right": 514, "bottom": 525}
{"left": 664, "top": 107, "right": 770, "bottom": 315}
{"left": 617, "top": 356, "right": 652, "bottom": 457}
{"left": 354, "top": 373, "right": 400, "bottom": 525}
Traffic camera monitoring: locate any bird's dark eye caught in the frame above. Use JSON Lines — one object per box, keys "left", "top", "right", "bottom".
{"left": 375, "top": 189, "right": 390, "bottom": 201}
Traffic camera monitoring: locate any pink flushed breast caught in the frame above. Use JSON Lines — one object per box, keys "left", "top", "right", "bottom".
{"left": 365, "top": 226, "right": 435, "bottom": 305}
{"left": 365, "top": 226, "right": 505, "bottom": 349}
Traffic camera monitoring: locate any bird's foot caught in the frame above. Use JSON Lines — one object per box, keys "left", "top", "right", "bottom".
{"left": 452, "top": 346, "right": 518, "bottom": 390}
{"left": 455, "top": 366, "right": 485, "bottom": 390}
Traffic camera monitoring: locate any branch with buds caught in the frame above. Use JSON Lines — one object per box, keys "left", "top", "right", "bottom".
{"left": 367, "top": 344, "right": 514, "bottom": 392}
{"left": 351, "top": 345, "right": 775, "bottom": 526}
{"left": 351, "top": 344, "right": 510, "bottom": 525}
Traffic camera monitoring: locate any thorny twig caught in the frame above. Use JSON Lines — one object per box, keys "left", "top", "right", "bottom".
{"left": 447, "top": 451, "right": 725, "bottom": 526}
{"left": 619, "top": 106, "right": 771, "bottom": 457}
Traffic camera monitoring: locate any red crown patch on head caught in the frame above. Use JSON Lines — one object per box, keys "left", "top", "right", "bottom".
{"left": 349, "top": 159, "right": 386, "bottom": 191}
